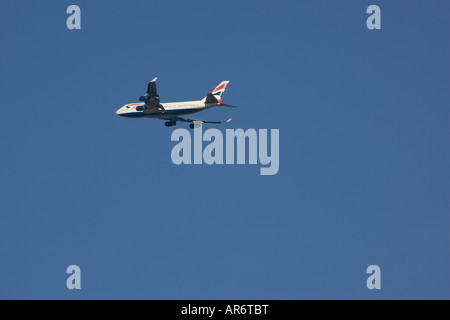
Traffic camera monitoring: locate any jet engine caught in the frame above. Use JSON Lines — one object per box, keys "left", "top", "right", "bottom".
{"left": 165, "top": 121, "right": 176, "bottom": 127}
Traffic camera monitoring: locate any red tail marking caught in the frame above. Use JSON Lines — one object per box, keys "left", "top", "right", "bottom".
{"left": 211, "top": 83, "right": 227, "bottom": 93}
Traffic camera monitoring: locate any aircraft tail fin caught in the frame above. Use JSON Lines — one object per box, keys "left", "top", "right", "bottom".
{"left": 204, "top": 93, "right": 219, "bottom": 104}
{"left": 203, "top": 81, "right": 229, "bottom": 104}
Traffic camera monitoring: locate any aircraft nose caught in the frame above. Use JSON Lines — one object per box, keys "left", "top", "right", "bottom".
{"left": 116, "top": 107, "right": 124, "bottom": 116}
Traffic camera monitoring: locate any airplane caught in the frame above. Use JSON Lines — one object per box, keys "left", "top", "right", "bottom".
{"left": 116, "top": 78, "right": 236, "bottom": 128}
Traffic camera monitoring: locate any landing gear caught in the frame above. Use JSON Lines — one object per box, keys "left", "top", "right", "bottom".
{"left": 165, "top": 121, "right": 176, "bottom": 127}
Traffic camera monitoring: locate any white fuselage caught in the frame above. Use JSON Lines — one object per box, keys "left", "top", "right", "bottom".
{"left": 115, "top": 100, "right": 218, "bottom": 119}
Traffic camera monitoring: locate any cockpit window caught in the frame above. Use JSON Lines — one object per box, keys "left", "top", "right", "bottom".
{"left": 126, "top": 106, "right": 130, "bottom": 109}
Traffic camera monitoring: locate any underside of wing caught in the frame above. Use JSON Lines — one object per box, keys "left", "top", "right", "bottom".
{"left": 172, "top": 117, "right": 232, "bottom": 124}
{"left": 142, "top": 77, "right": 165, "bottom": 113}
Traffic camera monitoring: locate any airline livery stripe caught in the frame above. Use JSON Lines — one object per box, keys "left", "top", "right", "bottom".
{"left": 212, "top": 83, "right": 228, "bottom": 93}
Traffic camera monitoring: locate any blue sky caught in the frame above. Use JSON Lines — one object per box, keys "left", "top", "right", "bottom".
{"left": 0, "top": 0, "right": 448, "bottom": 299}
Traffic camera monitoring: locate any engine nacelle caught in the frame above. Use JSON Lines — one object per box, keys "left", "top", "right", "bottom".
{"left": 138, "top": 95, "right": 147, "bottom": 101}
{"left": 165, "top": 121, "right": 176, "bottom": 127}
{"left": 136, "top": 105, "right": 145, "bottom": 111}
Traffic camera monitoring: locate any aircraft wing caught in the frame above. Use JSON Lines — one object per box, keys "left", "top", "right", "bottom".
{"left": 143, "top": 77, "right": 165, "bottom": 113}
{"left": 172, "top": 117, "right": 232, "bottom": 124}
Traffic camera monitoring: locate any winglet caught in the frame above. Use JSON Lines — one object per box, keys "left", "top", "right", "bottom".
{"left": 151, "top": 77, "right": 157, "bottom": 82}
